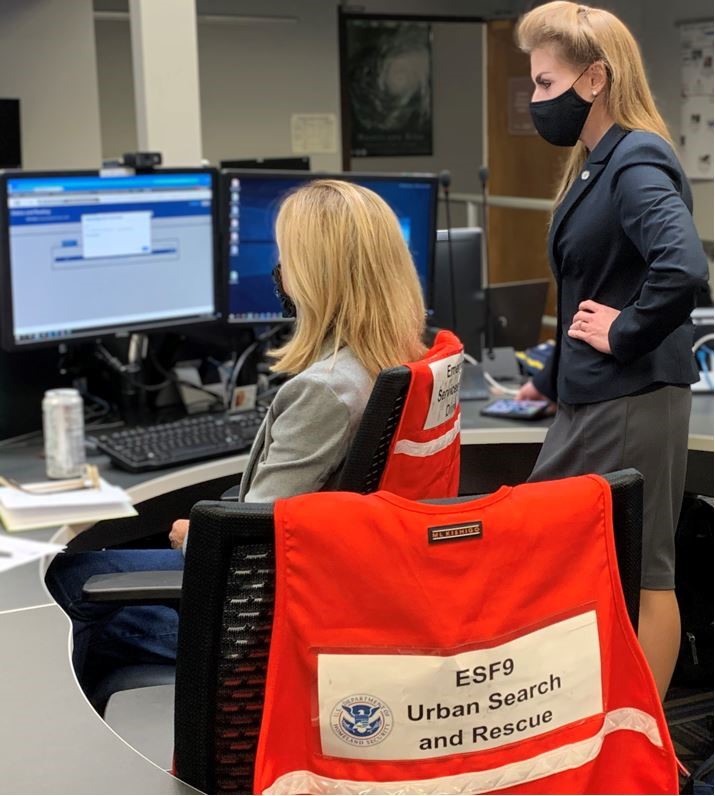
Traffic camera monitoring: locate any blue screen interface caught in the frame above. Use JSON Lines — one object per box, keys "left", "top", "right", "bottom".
{"left": 225, "top": 173, "right": 435, "bottom": 322}
{"left": 6, "top": 172, "right": 215, "bottom": 345}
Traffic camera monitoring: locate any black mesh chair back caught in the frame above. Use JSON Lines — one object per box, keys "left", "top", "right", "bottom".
{"left": 605, "top": 468, "right": 643, "bottom": 632}
{"left": 173, "top": 469, "right": 643, "bottom": 795}
{"left": 335, "top": 365, "right": 411, "bottom": 493}
{"left": 175, "top": 501, "right": 275, "bottom": 794}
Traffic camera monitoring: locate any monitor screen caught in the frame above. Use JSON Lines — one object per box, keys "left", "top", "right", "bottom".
{"left": 1, "top": 169, "right": 219, "bottom": 349}
{"left": 432, "top": 227, "right": 484, "bottom": 359}
{"left": 223, "top": 170, "right": 437, "bottom": 323}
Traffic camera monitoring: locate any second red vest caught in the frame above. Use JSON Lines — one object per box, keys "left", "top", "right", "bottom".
{"left": 254, "top": 475, "right": 677, "bottom": 794}
{"left": 379, "top": 329, "right": 463, "bottom": 500}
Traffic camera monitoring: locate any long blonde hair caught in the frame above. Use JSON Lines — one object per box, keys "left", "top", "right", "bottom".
{"left": 270, "top": 179, "right": 426, "bottom": 377}
{"left": 516, "top": 1, "right": 673, "bottom": 207}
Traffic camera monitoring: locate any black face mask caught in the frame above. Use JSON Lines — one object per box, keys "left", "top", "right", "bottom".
{"left": 272, "top": 263, "right": 296, "bottom": 318}
{"left": 529, "top": 69, "right": 594, "bottom": 147}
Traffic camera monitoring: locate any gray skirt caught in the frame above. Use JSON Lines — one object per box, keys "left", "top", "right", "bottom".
{"left": 528, "top": 385, "right": 691, "bottom": 590}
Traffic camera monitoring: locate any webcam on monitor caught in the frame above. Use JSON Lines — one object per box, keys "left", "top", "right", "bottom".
{"left": 121, "top": 151, "right": 163, "bottom": 170}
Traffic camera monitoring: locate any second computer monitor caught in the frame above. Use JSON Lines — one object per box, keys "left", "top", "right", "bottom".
{"left": 432, "top": 227, "right": 484, "bottom": 360}
{"left": 223, "top": 170, "right": 437, "bottom": 323}
{"left": 487, "top": 279, "right": 550, "bottom": 351}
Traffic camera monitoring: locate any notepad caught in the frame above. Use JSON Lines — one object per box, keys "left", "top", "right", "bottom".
{"left": 0, "top": 478, "right": 137, "bottom": 532}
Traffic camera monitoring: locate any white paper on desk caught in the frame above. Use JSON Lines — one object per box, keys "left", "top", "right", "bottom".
{"left": 0, "top": 478, "right": 130, "bottom": 509}
{"left": 0, "top": 536, "right": 64, "bottom": 574}
{"left": 0, "top": 478, "right": 137, "bottom": 532}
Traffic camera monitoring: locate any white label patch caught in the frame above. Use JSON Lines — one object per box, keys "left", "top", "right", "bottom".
{"left": 318, "top": 611, "right": 602, "bottom": 761}
{"left": 423, "top": 352, "right": 463, "bottom": 430}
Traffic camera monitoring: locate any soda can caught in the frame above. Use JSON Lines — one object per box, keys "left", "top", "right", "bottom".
{"left": 42, "top": 388, "right": 86, "bottom": 479}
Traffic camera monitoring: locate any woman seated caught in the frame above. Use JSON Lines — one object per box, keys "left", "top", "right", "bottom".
{"left": 45, "top": 179, "right": 427, "bottom": 698}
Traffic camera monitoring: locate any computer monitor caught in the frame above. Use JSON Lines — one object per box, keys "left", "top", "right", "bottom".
{"left": 220, "top": 157, "right": 311, "bottom": 171}
{"left": 486, "top": 279, "right": 550, "bottom": 351}
{"left": 223, "top": 170, "right": 437, "bottom": 323}
{"left": 0, "top": 169, "right": 220, "bottom": 350}
{"left": 431, "top": 227, "right": 484, "bottom": 359}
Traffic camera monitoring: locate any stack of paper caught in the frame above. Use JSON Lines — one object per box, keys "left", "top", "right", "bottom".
{"left": 0, "top": 478, "right": 137, "bottom": 532}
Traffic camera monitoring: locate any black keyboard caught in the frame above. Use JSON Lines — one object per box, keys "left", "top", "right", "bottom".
{"left": 93, "top": 407, "right": 268, "bottom": 473}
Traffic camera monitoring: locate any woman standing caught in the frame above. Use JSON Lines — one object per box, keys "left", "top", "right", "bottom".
{"left": 514, "top": 1, "right": 709, "bottom": 697}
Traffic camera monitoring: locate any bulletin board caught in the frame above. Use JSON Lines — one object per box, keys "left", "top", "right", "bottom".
{"left": 679, "top": 20, "right": 714, "bottom": 180}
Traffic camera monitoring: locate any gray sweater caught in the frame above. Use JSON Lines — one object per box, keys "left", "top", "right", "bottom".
{"left": 183, "top": 346, "right": 373, "bottom": 553}
{"left": 239, "top": 345, "right": 374, "bottom": 502}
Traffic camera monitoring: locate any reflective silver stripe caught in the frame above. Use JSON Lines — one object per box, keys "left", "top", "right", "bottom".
{"left": 393, "top": 416, "right": 461, "bottom": 458}
{"left": 263, "top": 708, "right": 663, "bottom": 795}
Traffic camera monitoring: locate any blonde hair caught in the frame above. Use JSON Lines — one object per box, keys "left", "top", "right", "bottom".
{"left": 516, "top": 1, "right": 673, "bottom": 207}
{"left": 269, "top": 179, "right": 426, "bottom": 377}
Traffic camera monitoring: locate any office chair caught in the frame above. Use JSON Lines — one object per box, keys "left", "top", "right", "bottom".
{"left": 82, "top": 363, "right": 415, "bottom": 712}
{"left": 172, "top": 469, "right": 644, "bottom": 795}
{"left": 83, "top": 328, "right": 464, "bottom": 717}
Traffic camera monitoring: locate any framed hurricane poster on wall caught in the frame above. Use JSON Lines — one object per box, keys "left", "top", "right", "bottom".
{"left": 342, "top": 17, "right": 433, "bottom": 158}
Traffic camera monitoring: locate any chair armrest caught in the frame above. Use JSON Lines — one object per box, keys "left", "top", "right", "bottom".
{"left": 83, "top": 571, "right": 183, "bottom": 604}
{"left": 220, "top": 484, "right": 241, "bottom": 501}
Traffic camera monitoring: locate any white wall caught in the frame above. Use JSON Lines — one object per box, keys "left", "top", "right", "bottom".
{"left": 93, "top": 0, "right": 712, "bottom": 240}
{"left": 94, "top": 0, "right": 506, "bottom": 174}
{"left": 0, "top": 0, "right": 101, "bottom": 169}
{"left": 95, "top": 2, "right": 343, "bottom": 170}
{"left": 350, "top": 22, "right": 484, "bottom": 199}
{"left": 96, "top": 16, "right": 137, "bottom": 159}
{"left": 197, "top": 3, "right": 342, "bottom": 171}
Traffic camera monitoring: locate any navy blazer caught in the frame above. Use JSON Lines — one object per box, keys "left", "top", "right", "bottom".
{"left": 533, "top": 124, "right": 710, "bottom": 404}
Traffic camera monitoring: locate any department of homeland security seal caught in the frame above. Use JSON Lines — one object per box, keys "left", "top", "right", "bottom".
{"left": 330, "top": 694, "right": 394, "bottom": 747}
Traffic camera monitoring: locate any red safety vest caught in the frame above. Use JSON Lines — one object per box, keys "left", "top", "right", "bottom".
{"left": 379, "top": 330, "right": 463, "bottom": 500}
{"left": 254, "top": 475, "right": 677, "bottom": 794}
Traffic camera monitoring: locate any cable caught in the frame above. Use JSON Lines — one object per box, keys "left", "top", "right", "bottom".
{"left": 482, "top": 370, "right": 520, "bottom": 396}
{"left": 438, "top": 170, "right": 458, "bottom": 333}
{"left": 225, "top": 341, "right": 259, "bottom": 407}
{"left": 147, "top": 345, "right": 225, "bottom": 409}
{"left": 479, "top": 165, "right": 494, "bottom": 358}
{"left": 95, "top": 342, "right": 173, "bottom": 392}
{"left": 225, "top": 323, "right": 287, "bottom": 407}
{"left": 0, "top": 429, "right": 44, "bottom": 449}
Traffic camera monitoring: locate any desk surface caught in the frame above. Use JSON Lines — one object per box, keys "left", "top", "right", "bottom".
{"left": 1, "top": 393, "right": 710, "bottom": 501}
{"left": 0, "top": 605, "right": 198, "bottom": 795}
{"left": 0, "top": 393, "right": 711, "bottom": 794}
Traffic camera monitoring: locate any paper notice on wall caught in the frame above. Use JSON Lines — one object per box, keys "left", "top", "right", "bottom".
{"left": 679, "top": 21, "right": 714, "bottom": 180}
{"left": 291, "top": 113, "right": 337, "bottom": 154}
{"left": 318, "top": 610, "right": 603, "bottom": 761}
